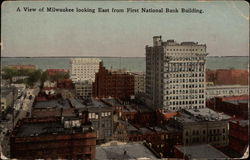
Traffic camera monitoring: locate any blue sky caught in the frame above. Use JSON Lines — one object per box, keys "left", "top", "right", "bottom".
{"left": 1, "top": 1, "right": 249, "bottom": 57}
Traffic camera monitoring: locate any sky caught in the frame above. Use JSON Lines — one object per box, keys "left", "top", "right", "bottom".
{"left": 1, "top": 1, "right": 249, "bottom": 57}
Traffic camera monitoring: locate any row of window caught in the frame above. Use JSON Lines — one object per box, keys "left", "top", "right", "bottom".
{"left": 167, "top": 94, "right": 205, "bottom": 100}
{"left": 165, "top": 56, "right": 205, "bottom": 61}
{"left": 166, "top": 48, "right": 203, "bottom": 51}
{"left": 166, "top": 89, "right": 205, "bottom": 94}
{"left": 167, "top": 100, "right": 204, "bottom": 105}
{"left": 88, "top": 112, "right": 112, "bottom": 119}
{"left": 166, "top": 84, "right": 205, "bottom": 89}
{"left": 186, "top": 128, "right": 226, "bottom": 136}
{"left": 185, "top": 135, "right": 226, "bottom": 144}
{"left": 166, "top": 78, "right": 205, "bottom": 83}
{"left": 166, "top": 73, "right": 205, "bottom": 78}
{"left": 169, "top": 105, "right": 205, "bottom": 110}
{"left": 207, "top": 89, "right": 248, "bottom": 95}
{"left": 166, "top": 66, "right": 205, "bottom": 72}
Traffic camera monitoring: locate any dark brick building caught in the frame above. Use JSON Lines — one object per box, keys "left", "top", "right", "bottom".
{"left": 228, "top": 120, "right": 248, "bottom": 156}
{"left": 57, "top": 79, "right": 74, "bottom": 89}
{"left": 10, "top": 116, "right": 96, "bottom": 159}
{"left": 207, "top": 95, "right": 248, "bottom": 120}
{"left": 113, "top": 121, "right": 182, "bottom": 158}
{"left": 93, "top": 62, "right": 134, "bottom": 99}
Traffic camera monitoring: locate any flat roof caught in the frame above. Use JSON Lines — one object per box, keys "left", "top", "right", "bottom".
{"left": 34, "top": 99, "right": 71, "bottom": 109}
{"left": 224, "top": 100, "right": 248, "bottom": 105}
{"left": 102, "top": 98, "right": 122, "bottom": 106}
{"left": 122, "top": 105, "right": 137, "bottom": 112}
{"left": 175, "top": 108, "right": 231, "bottom": 123}
{"left": 149, "top": 125, "right": 179, "bottom": 133}
{"left": 230, "top": 120, "right": 249, "bottom": 127}
{"left": 139, "top": 127, "right": 152, "bottom": 134}
{"left": 70, "top": 98, "right": 110, "bottom": 109}
{"left": 15, "top": 120, "right": 91, "bottom": 137}
{"left": 175, "top": 144, "right": 229, "bottom": 159}
{"left": 96, "top": 142, "right": 157, "bottom": 160}
{"left": 16, "top": 122, "right": 63, "bottom": 137}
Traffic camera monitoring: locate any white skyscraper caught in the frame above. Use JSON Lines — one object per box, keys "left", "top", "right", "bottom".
{"left": 70, "top": 58, "right": 101, "bottom": 83}
{"left": 145, "top": 36, "right": 208, "bottom": 111}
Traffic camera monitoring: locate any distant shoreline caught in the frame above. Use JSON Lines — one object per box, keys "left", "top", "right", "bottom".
{"left": 1, "top": 56, "right": 249, "bottom": 58}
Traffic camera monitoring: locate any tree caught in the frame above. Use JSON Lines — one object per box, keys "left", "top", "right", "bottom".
{"left": 41, "top": 71, "right": 48, "bottom": 83}
{"left": 50, "top": 72, "right": 69, "bottom": 81}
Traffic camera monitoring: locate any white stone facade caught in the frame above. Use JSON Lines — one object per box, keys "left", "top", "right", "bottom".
{"left": 75, "top": 80, "right": 93, "bottom": 99}
{"left": 206, "top": 85, "right": 248, "bottom": 99}
{"left": 146, "top": 36, "right": 208, "bottom": 111}
{"left": 70, "top": 58, "right": 101, "bottom": 83}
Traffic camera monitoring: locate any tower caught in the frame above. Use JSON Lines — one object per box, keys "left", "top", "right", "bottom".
{"left": 145, "top": 36, "right": 208, "bottom": 111}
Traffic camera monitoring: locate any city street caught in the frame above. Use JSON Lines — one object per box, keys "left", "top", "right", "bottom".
{"left": 0, "top": 85, "right": 40, "bottom": 158}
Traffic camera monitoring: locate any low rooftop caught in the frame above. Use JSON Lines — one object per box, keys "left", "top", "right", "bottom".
{"left": 14, "top": 120, "right": 91, "bottom": 137}
{"left": 175, "top": 144, "right": 229, "bottom": 159}
{"left": 224, "top": 100, "right": 248, "bottom": 105}
{"left": 230, "top": 120, "right": 249, "bottom": 127}
{"left": 175, "top": 108, "right": 231, "bottom": 123}
{"left": 70, "top": 98, "right": 110, "bottom": 109}
{"left": 102, "top": 98, "right": 122, "bottom": 106}
{"left": 122, "top": 105, "right": 137, "bottom": 112}
{"left": 96, "top": 142, "right": 157, "bottom": 160}
{"left": 33, "top": 99, "right": 71, "bottom": 109}
{"left": 149, "top": 125, "right": 179, "bottom": 133}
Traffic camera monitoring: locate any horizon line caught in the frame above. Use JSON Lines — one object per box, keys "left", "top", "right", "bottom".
{"left": 1, "top": 55, "right": 249, "bottom": 58}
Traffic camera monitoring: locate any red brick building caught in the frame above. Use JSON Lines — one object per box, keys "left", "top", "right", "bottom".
{"left": 126, "top": 125, "right": 182, "bottom": 158}
{"left": 8, "top": 64, "right": 36, "bottom": 70}
{"left": 206, "top": 95, "right": 248, "bottom": 120}
{"left": 93, "top": 63, "right": 134, "bottom": 99}
{"left": 10, "top": 116, "right": 96, "bottom": 159}
{"left": 228, "top": 120, "right": 249, "bottom": 156}
{"left": 206, "top": 69, "right": 248, "bottom": 85}
{"left": 57, "top": 79, "right": 74, "bottom": 89}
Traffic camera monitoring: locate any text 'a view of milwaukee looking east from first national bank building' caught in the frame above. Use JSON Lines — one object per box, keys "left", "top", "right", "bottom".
{"left": 1, "top": 1, "right": 249, "bottom": 160}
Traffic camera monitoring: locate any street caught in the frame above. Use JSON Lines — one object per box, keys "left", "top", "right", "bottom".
{"left": 0, "top": 85, "right": 40, "bottom": 158}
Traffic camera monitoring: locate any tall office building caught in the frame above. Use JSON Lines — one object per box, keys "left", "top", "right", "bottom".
{"left": 145, "top": 36, "right": 208, "bottom": 111}
{"left": 70, "top": 58, "right": 101, "bottom": 83}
